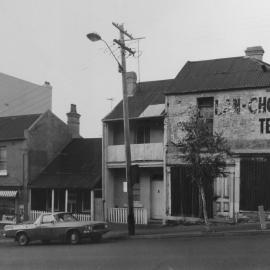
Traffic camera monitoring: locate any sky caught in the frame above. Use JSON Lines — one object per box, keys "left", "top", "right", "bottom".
{"left": 1, "top": 0, "right": 270, "bottom": 138}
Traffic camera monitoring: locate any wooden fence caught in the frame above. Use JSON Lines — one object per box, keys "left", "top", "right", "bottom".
{"left": 30, "top": 210, "right": 91, "bottom": 222}
{"left": 108, "top": 208, "right": 147, "bottom": 225}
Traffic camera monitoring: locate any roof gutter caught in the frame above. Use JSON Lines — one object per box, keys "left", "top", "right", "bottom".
{"left": 165, "top": 85, "right": 270, "bottom": 96}
{"left": 0, "top": 137, "right": 25, "bottom": 142}
{"left": 102, "top": 115, "right": 165, "bottom": 123}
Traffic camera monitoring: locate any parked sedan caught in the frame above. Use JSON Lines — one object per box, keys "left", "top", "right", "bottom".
{"left": 3, "top": 212, "right": 110, "bottom": 246}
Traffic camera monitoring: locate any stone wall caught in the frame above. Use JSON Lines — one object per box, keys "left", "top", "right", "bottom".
{"left": 166, "top": 88, "right": 270, "bottom": 164}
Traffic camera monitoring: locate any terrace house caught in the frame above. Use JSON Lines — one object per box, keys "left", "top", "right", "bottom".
{"left": 103, "top": 72, "right": 172, "bottom": 224}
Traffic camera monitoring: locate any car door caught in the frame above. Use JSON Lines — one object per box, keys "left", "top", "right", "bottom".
{"left": 38, "top": 214, "right": 57, "bottom": 240}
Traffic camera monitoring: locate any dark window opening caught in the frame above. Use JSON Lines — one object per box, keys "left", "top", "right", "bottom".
{"left": 136, "top": 126, "right": 150, "bottom": 144}
{"left": 197, "top": 97, "right": 214, "bottom": 133}
{"left": 112, "top": 122, "right": 124, "bottom": 145}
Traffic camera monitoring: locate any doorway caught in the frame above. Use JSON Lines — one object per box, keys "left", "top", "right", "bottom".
{"left": 151, "top": 180, "right": 163, "bottom": 219}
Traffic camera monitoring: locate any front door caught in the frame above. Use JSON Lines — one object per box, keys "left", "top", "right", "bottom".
{"left": 151, "top": 180, "right": 163, "bottom": 219}
{"left": 214, "top": 177, "right": 230, "bottom": 216}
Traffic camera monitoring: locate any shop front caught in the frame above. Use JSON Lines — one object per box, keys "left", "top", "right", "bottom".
{"left": 0, "top": 190, "right": 18, "bottom": 224}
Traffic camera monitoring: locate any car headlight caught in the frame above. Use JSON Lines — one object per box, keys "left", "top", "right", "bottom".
{"left": 104, "top": 224, "right": 109, "bottom": 229}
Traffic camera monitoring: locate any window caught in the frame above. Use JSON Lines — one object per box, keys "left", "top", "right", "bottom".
{"left": 136, "top": 126, "right": 150, "bottom": 144}
{"left": 42, "top": 214, "right": 55, "bottom": 224}
{"left": 133, "top": 183, "right": 140, "bottom": 202}
{"left": 0, "top": 147, "right": 7, "bottom": 176}
{"left": 123, "top": 180, "right": 140, "bottom": 201}
{"left": 197, "top": 97, "right": 214, "bottom": 133}
{"left": 112, "top": 122, "right": 124, "bottom": 145}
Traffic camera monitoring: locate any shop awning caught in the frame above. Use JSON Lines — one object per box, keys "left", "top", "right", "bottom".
{"left": 0, "top": 190, "right": 18, "bottom": 198}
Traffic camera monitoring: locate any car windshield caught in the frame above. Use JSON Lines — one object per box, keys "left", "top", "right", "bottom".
{"left": 54, "top": 213, "right": 77, "bottom": 222}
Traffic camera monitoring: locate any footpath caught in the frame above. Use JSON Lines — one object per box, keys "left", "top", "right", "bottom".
{"left": 1, "top": 220, "right": 270, "bottom": 243}
{"left": 103, "top": 220, "right": 270, "bottom": 240}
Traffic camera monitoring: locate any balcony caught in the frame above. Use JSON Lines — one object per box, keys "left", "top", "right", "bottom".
{"left": 107, "top": 143, "right": 163, "bottom": 163}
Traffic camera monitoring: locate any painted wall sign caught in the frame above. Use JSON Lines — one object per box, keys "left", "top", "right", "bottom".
{"left": 215, "top": 96, "right": 270, "bottom": 134}
{"left": 215, "top": 96, "right": 270, "bottom": 115}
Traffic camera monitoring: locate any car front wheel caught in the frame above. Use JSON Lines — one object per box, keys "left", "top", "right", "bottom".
{"left": 69, "top": 231, "right": 80, "bottom": 245}
{"left": 17, "top": 233, "right": 29, "bottom": 246}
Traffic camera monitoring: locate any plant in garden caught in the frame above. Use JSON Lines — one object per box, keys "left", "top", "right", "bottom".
{"left": 177, "top": 107, "right": 231, "bottom": 227}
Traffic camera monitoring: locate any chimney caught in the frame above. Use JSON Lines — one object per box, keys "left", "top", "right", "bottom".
{"left": 66, "top": 104, "right": 81, "bottom": 138}
{"left": 126, "top": 72, "right": 137, "bottom": 97}
{"left": 43, "top": 81, "right": 52, "bottom": 88}
{"left": 245, "top": 46, "right": 264, "bottom": 61}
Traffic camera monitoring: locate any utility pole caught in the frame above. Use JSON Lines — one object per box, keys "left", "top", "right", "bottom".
{"left": 112, "top": 22, "right": 135, "bottom": 235}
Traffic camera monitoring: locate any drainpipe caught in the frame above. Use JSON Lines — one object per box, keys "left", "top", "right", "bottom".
{"left": 22, "top": 152, "right": 29, "bottom": 221}
{"left": 233, "top": 168, "right": 236, "bottom": 223}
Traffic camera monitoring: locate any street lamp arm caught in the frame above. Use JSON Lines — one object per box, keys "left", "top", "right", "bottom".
{"left": 101, "top": 39, "right": 123, "bottom": 72}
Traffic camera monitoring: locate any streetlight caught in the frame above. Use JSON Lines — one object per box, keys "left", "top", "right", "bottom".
{"left": 86, "top": 33, "right": 123, "bottom": 72}
{"left": 87, "top": 29, "right": 135, "bottom": 235}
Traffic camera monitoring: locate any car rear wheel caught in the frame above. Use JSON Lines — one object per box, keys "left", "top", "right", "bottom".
{"left": 69, "top": 231, "right": 80, "bottom": 245}
{"left": 17, "top": 233, "right": 29, "bottom": 246}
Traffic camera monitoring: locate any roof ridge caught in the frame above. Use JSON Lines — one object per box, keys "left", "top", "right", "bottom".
{"left": 138, "top": 78, "right": 173, "bottom": 84}
{"left": 188, "top": 56, "right": 244, "bottom": 64}
{"left": 0, "top": 72, "right": 43, "bottom": 88}
{"left": 0, "top": 113, "right": 41, "bottom": 120}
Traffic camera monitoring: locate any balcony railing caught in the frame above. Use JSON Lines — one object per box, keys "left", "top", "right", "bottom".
{"left": 107, "top": 143, "right": 163, "bottom": 163}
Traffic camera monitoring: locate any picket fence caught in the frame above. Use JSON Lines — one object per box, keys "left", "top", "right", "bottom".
{"left": 108, "top": 208, "right": 147, "bottom": 225}
{"left": 30, "top": 210, "right": 91, "bottom": 221}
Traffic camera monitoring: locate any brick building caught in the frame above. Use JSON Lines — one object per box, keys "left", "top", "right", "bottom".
{"left": 0, "top": 111, "right": 71, "bottom": 223}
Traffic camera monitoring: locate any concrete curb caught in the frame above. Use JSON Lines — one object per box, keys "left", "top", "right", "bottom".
{"left": 1, "top": 229, "right": 270, "bottom": 244}
{"left": 105, "top": 229, "right": 270, "bottom": 240}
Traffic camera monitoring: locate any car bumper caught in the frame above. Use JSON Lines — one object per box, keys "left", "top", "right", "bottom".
{"left": 82, "top": 229, "right": 110, "bottom": 237}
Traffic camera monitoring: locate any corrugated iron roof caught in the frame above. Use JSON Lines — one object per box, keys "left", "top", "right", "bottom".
{"left": 30, "top": 138, "right": 102, "bottom": 189}
{"left": 0, "top": 114, "right": 41, "bottom": 141}
{"left": 104, "top": 79, "right": 173, "bottom": 121}
{"left": 139, "top": 104, "right": 165, "bottom": 118}
{"left": 166, "top": 56, "right": 270, "bottom": 94}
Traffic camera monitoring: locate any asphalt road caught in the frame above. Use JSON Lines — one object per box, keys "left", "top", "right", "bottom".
{"left": 1, "top": 234, "right": 270, "bottom": 270}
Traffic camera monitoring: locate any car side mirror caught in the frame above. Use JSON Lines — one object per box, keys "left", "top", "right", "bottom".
{"left": 51, "top": 220, "right": 56, "bottom": 224}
